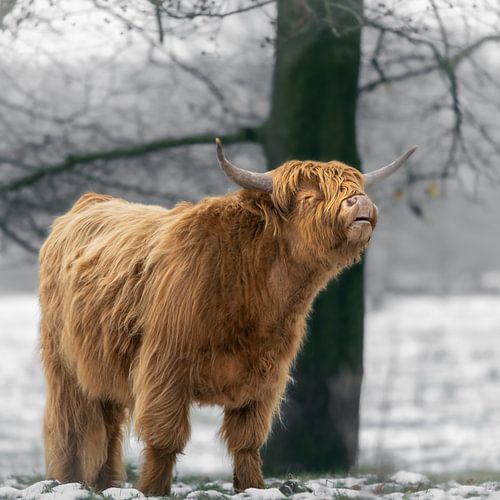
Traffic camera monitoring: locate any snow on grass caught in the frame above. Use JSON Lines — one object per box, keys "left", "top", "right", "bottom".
{"left": 3, "top": 474, "right": 500, "bottom": 500}
{"left": 360, "top": 294, "right": 500, "bottom": 473}
{"left": 2, "top": 293, "right": 500, "bottom": 480}
{"left": 390, "top": 472, "right": 431, "bottom": 487}
{"left": 186, "top": 490, "right": 229, "bottom": 499}
{"left": 0, "top": 295, "right": 45, "bottom": 478}
{"left": 233, "top": 488, "right": 285, "bottom": 499}
{"left": 102, "top": 488, "right": 145, "bottom": 499}
{"left": 0, "top": 486, "right": 23, "bottom": 499}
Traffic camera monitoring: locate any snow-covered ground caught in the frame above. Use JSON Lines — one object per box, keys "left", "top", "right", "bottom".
{"left": 1, "top": 294, "right": 500, "bottom": 480}
{"left": 360, "top": 295, "right": 500, "bottom": 473}
{"left": 3, "top": 471, "right": 500, "bottom": 500}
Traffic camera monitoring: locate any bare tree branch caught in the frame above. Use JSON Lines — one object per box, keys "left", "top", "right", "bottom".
{"left": 0, "top": 220, "right": 38, "bottom": 253}
{"left": 0, "top": 128, "right": 259, "bottom": 194}
{"left": 158, "top": 0, "right": 276, "bottom": 20}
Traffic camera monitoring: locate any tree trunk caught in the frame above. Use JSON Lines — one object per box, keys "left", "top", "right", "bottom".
{"left": 261, "top": 0, "right": 364, "bottom": 473}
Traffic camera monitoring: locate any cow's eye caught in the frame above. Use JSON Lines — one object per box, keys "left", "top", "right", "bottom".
{"left": 298, "top": 190, "right": 320, "bottom": 204}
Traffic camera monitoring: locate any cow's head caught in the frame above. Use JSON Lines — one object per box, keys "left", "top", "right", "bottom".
{"left": 216, "top": 138, "right": 416, "bottom": 262}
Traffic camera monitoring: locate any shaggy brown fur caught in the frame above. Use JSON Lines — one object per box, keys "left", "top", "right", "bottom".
{"left": 39, "top": 158, "right": 378, "bottom": 495}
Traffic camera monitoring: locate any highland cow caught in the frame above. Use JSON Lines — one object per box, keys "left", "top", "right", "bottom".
{"left": 39, "top": 139, "right": 416, "bottom": 495}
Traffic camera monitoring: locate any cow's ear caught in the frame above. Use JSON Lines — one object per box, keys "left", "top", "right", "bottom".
{"left": 270, "top": 191, "right": 289, "bottom": 219}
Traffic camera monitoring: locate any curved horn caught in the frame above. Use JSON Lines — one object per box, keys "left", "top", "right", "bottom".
{"left": 216, "top": 138, "right": 273, "bottom": 193}
{"left": 364, "top": 146, "right": 417, "bottom": 188}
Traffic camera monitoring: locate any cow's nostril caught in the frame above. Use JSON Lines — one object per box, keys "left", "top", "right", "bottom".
{"left": 346, "top": 196, "right": 358, "bottom": 207}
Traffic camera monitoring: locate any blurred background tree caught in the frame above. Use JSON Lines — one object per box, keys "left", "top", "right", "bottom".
{"left": 0, "top": 0, "right": 499, "bottom": 474}
{"left": 261, "top": 0, "right": 364, "bottom": 473}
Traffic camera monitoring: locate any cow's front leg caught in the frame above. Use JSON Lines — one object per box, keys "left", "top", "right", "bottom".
{"left": 139, "top": 440, "right": 188, "bottom": 496}
{"left": 137, "top": 400, "right": 190, "bottom": 495}
{"left": 221, "top": 399, "right": 277, "bottom": 492}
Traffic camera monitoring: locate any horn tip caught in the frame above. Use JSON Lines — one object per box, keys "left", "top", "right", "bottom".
{"left": 215, "top": 137, "right": 224, "bottom": 162}
{"left": 401, "top": 146, "right": 417, "bottom": 162}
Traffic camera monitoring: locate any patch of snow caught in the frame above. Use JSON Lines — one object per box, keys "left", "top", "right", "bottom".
{"left": 332, "top": 487, "right": 375, "bottom": 498}
{"left": 187, "top": 490, "right": 228, "bottom": 499}
{"left": 288, "top": 494, "right": 315, "bottom": 500}
{"left": 318, "top": 477, "right": 369, "bottom": 488}
{"left": 51, "top": 483, "right": 84, "bottom": 492}
{"left": 290, "top": 494, "right": 317, "bottom": 500}
{"left": 448, "top": 485, "right": 489, "bottom": 497}
{"left": 171, "top": 482, "right": 197, "bottom": 496}
{"left": 234, "top": 487, "right": 286, "bottom": 499}
{"left": 23, "top": 480, "right": 60, "bottom": 499}
{"left": 0, "top": 486, "right": 22, "bottom": 498}
{"left": 2, "top": 479, "right": 25, "bottom": 489}
{"left": 383, "top": 493, "right": 405, "bottom": 500}
{"left": 302, "top": 480, "right": 321, "bottom": 493}
{"left": 391, "top": 472, "right": 430, "bottom": 487}
{"left": 480, "top": 483, "right": 500, "bottom": 492}
{"left": 409, "top": 488, "right": 449, "bottom": 500}
{"left": 304, "top": 481, "right": 373, "bottom": 499}
{"left": 38, "top": 490, "right": 90, "bottom": 500}
{"left": 367, "top": 482, "right": 405, "bottom": 495}
{"left": 102, "top": 487, "right": 145, "bottom": 499}
{"left": 39, "top": 482, "right": 89, "bottom": 500}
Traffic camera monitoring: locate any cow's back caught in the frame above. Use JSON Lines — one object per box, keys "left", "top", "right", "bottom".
{"left": 39, "top": 193, "right": 190, "bottom": 405}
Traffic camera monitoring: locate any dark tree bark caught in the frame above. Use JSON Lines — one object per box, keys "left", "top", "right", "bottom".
{"left": 261, "top": 0, "right": 364, "bottom": 473}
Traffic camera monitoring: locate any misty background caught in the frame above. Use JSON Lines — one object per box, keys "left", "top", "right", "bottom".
{"left": 1, "top": 0, "right": 500, "bottom": 481}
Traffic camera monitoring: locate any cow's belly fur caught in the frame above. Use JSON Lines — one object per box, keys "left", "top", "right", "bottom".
{"left": 55, "top": 307, "right": 293, "bottom": 411}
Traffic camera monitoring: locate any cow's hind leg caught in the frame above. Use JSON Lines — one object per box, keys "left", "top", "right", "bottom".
{"left": 43, "top": 358, "right": 85, "bottom": 483}
{"left": 221, "top": 399, "right": 277, "bottom": 492}
{"left": 43, "top": 358, "right": 109, "bottom": 487}
{"left": 95, "top": 402, "right": 127, "bottom": 490}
